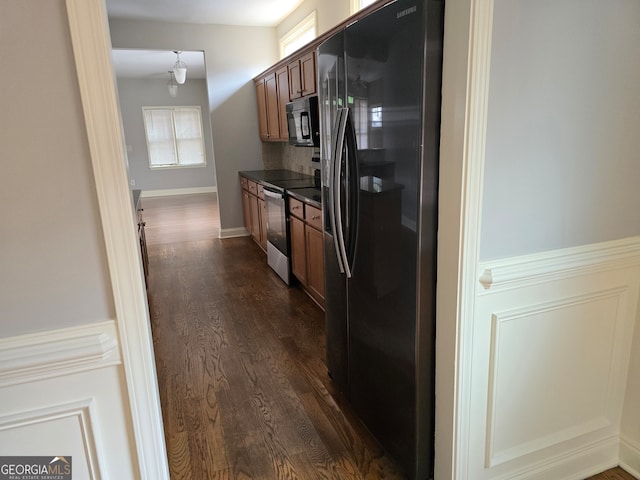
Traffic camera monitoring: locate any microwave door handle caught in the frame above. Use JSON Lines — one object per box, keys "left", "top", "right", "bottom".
{"left": 329, "top": 109, "right": 345, "bottom": 274}
{"left": 300, "top": 111, "right": 311, "bottom": 139}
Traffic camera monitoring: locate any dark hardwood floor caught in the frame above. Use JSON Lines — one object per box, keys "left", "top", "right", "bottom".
{"left": 142, "top": 193, "right": 637, "bottom": 480}
{"left": 144, "top": 193, "right": 405, "bottom": 479}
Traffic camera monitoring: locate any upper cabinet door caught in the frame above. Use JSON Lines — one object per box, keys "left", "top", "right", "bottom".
{"left": 300, "top": 51, "right": 317, "bottom": 97}
{"left": 289, "top": 51, "right": 317, "bottom": 100}
{"left": 276, "top": 66, "right": 290, "bottom": 141}
{"left": 255, "top": 79, "right": 269, "bottom": 140}
{"left": 255, "top": 72, "right": 285, "bottom": 142}
{"left": 264, "top": 73, "right": 281, "bottom": 140}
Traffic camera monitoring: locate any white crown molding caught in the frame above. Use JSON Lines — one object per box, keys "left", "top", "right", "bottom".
{"left": 0, "top": 321, "right": 119, "bottom": 388}
{"left": 65, "top": 0, "right": 170, "bottom": 478}
{"left": 478, "top": 237, "right": 640, "bottom": 291}
{"left": 140, "top": 186, "right": 217, "bottom": 198}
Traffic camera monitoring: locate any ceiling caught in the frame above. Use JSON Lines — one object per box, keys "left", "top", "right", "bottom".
{"left": 105, "top": 0, "right": 305, "bottom": 27}
{"left": 108, "top": 0, "right": 301, "bottom": 81}
{"left": 112, "top": 50, "right": 206, "bottom": 80}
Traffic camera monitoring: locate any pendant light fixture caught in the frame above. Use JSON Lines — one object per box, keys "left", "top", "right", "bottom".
{"left": 172, "top": 51, "right": 187, "bottom": 84}
{"left": 167, "top": 71, "right": 178, "bottom": 97}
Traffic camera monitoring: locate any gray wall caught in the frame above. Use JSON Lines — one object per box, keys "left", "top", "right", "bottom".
{"left": 480, "top": 0, "right": 640, "bottom": 260}
{"left": 0, "top": 0, "right": 115, "bottom": 336}
{"left": 116, "top": 78, "right": 217, "bottom": 191}
{"left": 109, "top": 20, "right": 278, "bottom": 231}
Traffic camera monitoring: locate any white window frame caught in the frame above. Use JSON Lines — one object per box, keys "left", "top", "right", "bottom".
{"left": 350, "top": 0, "right": 377, "bottom": 15}
{"left": 142, "top": 106, "right": 206, "bottom": 170}
{"left": 279, "top": 11, "right": 317, "bottom": 59}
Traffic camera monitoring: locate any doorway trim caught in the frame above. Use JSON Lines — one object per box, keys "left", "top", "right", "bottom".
{"left": 65, "top": 0, "right": 170, "bottom": 478}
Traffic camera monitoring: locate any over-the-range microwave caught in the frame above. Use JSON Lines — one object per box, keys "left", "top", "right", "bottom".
{"left": 286, "top": 96, "right": 320, "bottom": 147}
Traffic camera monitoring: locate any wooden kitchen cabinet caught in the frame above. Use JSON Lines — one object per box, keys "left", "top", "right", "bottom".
{"left": 253, "top": 47, "right": 318, "bottom": 142}
{"left": 240, "top": 176, "right": 267, "bottom": 253}
{"left": 276, "top": 66, "right": 290, "bottom": 138}
{"left": 288, "top": 196, "right": 324, "bottom": 307}
{"left": 254, "top": 73, "right": 284, "bottom": 142}
{"left": 288, "top": 51, "right": 316, "bottom": 99}
{"left": 305, "top": 223, "right": 324, "bottom": 301}
{"left": 290, "top": 214, "right": 307, "bottom": 284}
{"left": 258, "top": 185, "right": 267, "bottom": 251}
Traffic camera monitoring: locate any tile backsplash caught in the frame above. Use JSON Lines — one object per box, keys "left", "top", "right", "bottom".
{"left": 261, "top": 143, "right": 318, "bottom": 175}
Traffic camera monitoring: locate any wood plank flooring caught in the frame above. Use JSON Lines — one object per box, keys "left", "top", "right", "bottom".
{"left": 142, "top": 193, "right": 637, "bottom": 480}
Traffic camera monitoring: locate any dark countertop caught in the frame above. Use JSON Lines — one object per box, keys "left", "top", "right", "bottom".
{"left": 239, "top": 169, "right": 315, "bottom": 183}
{"left": 287, "top": 187, "right": 322, "bottom": 208}
{"left": 239, "top": 169, "right": 321, "bottom": 206}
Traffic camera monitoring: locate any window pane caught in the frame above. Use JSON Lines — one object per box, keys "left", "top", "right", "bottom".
{"left": 177, "top": 139, "right": 205, "bottom": 165}
{"left": 174, "top": 108, "right": 205, "bottom": 166}
{"left": 143, "top": 106, "right": 206, "bottom": 168}
{"left": 144, "top": 109, "right": 177, "bottom": 166}
{"left": 283, "top": 28, "right": 315, "bottom": 57}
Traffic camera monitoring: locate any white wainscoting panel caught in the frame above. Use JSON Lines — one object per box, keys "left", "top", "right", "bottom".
{"left": 468, "top": 238, "right": 640, "bottom": 479}
{"left": 0, "top": 400, "right": 103, "bottom": 480}
{"left": 0, "top": 321, "right": 138, "bottom": 479}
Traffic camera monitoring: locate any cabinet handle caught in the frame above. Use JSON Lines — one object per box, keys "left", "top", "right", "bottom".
{"left": 292, "top": 206, "right": 300, "bottom": 210}
{"left": 311, "top": 215, "right": 320, "bottom": 220}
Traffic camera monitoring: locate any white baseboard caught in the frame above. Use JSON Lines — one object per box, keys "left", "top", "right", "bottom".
{"left": 140, "top": 186, "right": 217, "bottom": 198}
{"left": 219, "top": 227, "right": 250, "bottom": 239}
{"left": 620, "top": 436, "right": 640, "bottom": 478}
{"left": 0, "top": 320, "right": 120, "bottom": 387}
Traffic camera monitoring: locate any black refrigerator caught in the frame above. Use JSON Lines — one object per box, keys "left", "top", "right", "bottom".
{"left": 318, "top": 0, "right": 444, "bottom": 478}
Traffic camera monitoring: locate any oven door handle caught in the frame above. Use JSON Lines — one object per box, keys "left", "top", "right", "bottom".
{"left": 262, "top": 186, "right": 284, "bottom": 199}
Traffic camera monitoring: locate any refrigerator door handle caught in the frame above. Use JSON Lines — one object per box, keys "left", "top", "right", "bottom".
{"left": 334, "top": 107, "right": 352, "bottom": 279}
{"left": 329, "top": 109, "right": 346, "bottom": 274}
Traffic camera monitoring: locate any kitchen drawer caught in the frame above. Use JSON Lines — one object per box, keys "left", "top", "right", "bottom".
{"left": 257, "top": 184, "right": 265, "bottom": 200}
{"left": 306, "top": 205, "right": 322, "bottom": 231}
{"left": 288, "top": 197, "right": 304, "bottom": 219}
{"left": 240, "top": 176, "right": 248, "bottom": 189}
{"left": 248, "top": 180, "right": 258, "bottom": 195}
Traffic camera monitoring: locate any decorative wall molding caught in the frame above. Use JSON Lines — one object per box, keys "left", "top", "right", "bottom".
{"left": 219, "top": 227, "right": 250, "bottom": 239}
{"left": 0, "top": 399, "right": 105, "bottom": 480}
{"left": 141, "top": 186, "right": 217, "bottom": 198}
{"left": 0, "top": 321, "right": 120, "bottom": 388}
{"left": 479, "top": 237, "right": 640, "bottom": 291}
{"left": 485, "top": 288, "right": 627, "bottom": 467}
{"left": 470, "top": 239, "right": 640, "bottom": 479}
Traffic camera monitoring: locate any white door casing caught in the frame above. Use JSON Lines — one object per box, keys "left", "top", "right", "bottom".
{"left": 64, "top": 0, "right": 170, "bottom": 478}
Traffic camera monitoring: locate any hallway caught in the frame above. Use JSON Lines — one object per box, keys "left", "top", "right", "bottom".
{"left": 141, "top": 193, "right": 636, "bottom": 480}
{"left": 143, "top": 193, "right": 405, "bottom": 479}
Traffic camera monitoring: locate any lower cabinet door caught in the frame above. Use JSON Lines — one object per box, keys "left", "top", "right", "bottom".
{"left": 290, "top": 215, "right": 307, "bottom": 284}
{"left": 305, "top": 225, "right": 324, "bottom": 301}
{"left": 249, "top": 194, "right": 261, "bottom": 241}
{"left": 259, "top": 198, "right": 267, "bottom": 251}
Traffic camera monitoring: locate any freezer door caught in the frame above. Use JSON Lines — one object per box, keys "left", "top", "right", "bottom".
{"left": 318, "top": 31, "right": 349, "bottom": 395}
